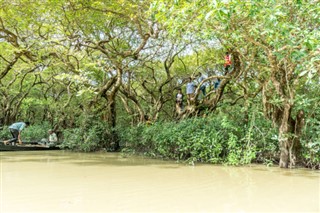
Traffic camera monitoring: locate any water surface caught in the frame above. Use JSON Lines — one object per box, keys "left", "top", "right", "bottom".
{"left": 1, "top": 151, "right": 319, "bottom": 213}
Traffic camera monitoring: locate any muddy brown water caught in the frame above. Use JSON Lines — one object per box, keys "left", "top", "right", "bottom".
{"left": 0, "top": 151, "right": 319, "bottom": 213}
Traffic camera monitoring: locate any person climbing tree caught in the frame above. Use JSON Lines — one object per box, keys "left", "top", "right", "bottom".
{"left": 144, "top": 115, "right": 152, "bottom": 126}
{"left": 175, "top": 88, "right": 184, "bottom": 112}
{"left": 214, "top": 78, "right": 221, "bottom": 91}
{"left": 186, "top": 77, "right": 196, "bottom": 105}
{"left": 224, "top": 52, "right": 232, "bottom": 74}
{"left": 197, "top": 72, "right": 207, "bottom": 97}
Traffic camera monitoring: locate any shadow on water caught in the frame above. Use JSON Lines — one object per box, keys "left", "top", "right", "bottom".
{"left": 0, "top": 150, "right": 183, "bottom": 168}
{"left": 1, "top": 151, "right": 319, "bottom": 177}
{"left": 248, "top": 165, "right": 320, "bottom": 179}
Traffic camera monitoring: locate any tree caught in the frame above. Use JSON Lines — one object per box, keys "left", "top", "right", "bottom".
{"left": 151, "top": 0, "right": 320, "bottom": 167}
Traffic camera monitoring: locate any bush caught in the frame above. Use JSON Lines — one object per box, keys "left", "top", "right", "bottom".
{"left": 59, "top": 118, "right": 112, "bottom": 152}
{"left": 118, "top": 102, "right": 317, "bottom": 169}
{"left": 301, "top": 117, "right": 320, "bottom": 169}
{"left": 0, "top": 126, "right": 11, "bottom": 140}
{"left": 23, "top": 122, "right": 52, "bottom": 141}
{"left": 119, "top": 112, "right": 278, "bottom": 166}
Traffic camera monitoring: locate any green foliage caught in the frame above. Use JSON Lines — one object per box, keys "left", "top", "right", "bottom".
{"left": 301, "top": 116, "right": 320, "bottom": 169}
{"left": 59, "top": 116, "right": 112, "bottom": 152}
{"left": 119, "top": 111, "right": 278, "bottom": 166}
{"left": 297, "top": 79, "right": 320, "bottom": 169}
{"left": 23, "top": 122, "right": 52, "bottom": 141}
{"left": 0, "top": 126, "right": 11, "bottom": 140}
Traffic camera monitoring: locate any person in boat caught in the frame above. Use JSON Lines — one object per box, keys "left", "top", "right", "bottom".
{"left": 3, "top": 121, "right": 30, "bottom": 145}
{"left": 48, "top": 129, "right": 58, "bottom": 144}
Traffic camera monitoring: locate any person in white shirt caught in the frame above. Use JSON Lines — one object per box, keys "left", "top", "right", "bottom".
{"left": 48, "top": 129, "right": 58, "bottom": 143}
{"left": 176, "top": 88, "right": 184, "bottom": 113}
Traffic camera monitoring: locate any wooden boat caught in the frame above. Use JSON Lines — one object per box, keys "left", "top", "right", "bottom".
{"left": 0, "top": 142, "right": 60, "bottom": 151}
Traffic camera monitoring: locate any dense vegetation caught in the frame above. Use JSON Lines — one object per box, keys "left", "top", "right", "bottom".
{"left": 0, "top": 0, "right": 319, "bottom": 169}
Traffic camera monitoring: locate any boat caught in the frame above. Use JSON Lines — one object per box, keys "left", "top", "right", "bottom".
{"left": 0, "top": 142, "right": 60, "bottom": 151}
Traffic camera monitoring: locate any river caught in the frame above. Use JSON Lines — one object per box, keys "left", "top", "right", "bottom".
{"left": 0, "top": 151, "right": 319, "bottom": 213}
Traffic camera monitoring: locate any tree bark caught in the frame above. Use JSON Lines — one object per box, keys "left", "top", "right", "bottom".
{"left": 278, "top": 102, "right": 291, "bottom": 168}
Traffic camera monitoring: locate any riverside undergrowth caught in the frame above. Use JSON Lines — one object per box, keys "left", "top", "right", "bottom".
{"left": 118, "top": 113, "right": 279, "bottom": 166}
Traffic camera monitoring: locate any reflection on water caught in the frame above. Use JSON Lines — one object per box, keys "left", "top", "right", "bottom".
{"left": 1, "top": 151, "right": 319, "bottom": 213}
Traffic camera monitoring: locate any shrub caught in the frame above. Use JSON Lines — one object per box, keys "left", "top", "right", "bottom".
{"left": 119, "top": 112, "right": 277, "bottom": 166}
{"left": 301, "top": 117, "right": 320, "bottom": 169}
{"left": 0, "top": 126, "right": 11, "bottom": 140}
{"left": 23, "top": 122, "right": 52, "bottom": 141}
{"left": 60, "top": 118, "right": 112, "bottom": 152}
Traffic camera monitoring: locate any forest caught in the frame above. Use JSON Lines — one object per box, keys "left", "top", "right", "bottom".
{"left": 0, "top": 0, "right": 319, "bottom": 169}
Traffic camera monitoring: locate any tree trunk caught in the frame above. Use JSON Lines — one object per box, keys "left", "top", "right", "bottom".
{"left": 278, "top": 103, "right": 305, "bottom": 168}
{"left": 289, "top": 109, "right": 305, "bottom": 167}
{"left": 103, "top": 69, "right": 122, "bottom": 151}
{"left": 108, "top": 99, "right": 120, "bottom": 151}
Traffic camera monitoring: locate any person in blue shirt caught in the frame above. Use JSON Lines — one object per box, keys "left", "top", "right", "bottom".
{"left": 197, "top": 72, "right": 207, "bottom": 97}
{"left": 214, "top": 78, "right": 221, "bottom": 91}
{"left": 3, "top": 121, "right": 30, "bottom": 145}
{"left": 186, "top": 77, "right": 196, "bottom": 105}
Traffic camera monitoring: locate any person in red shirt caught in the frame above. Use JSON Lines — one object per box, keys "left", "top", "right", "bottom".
{"left": 224, "top": 52, "right": 232, "bottom": 74}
